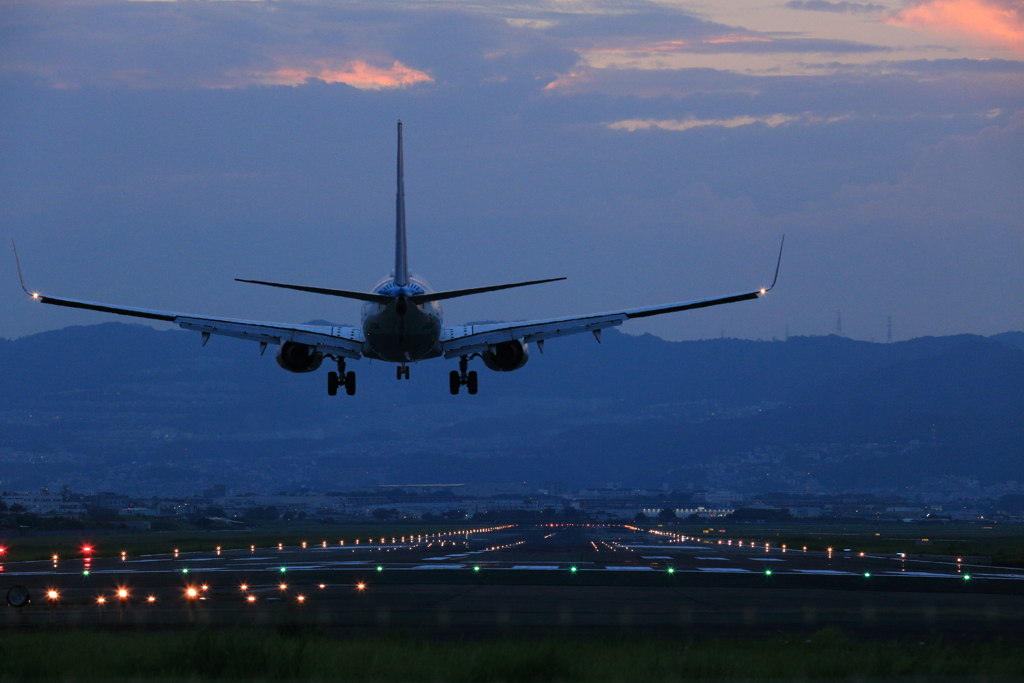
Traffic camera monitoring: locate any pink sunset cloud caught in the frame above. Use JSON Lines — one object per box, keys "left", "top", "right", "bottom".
{"left": 250, "top": 60, "right": 433, "bottom": 89}
{"left": 888, "top": 0, "right": 1024, "bottom": 52}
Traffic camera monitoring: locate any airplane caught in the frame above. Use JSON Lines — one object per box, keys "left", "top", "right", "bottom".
{"left": 14, "top": 121, "right": 783, "bottom": 396}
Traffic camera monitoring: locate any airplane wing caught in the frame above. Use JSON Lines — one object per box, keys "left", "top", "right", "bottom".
{"left": 441, "top": 238, "right": 784, "bottom": 359}
{"left": 440, "top": 290, "right": 763, "bottom": 358}
{"left": 22, "top": 291, "right": 365, "bottom": 358}
{"left": 12, "top": 246, "right": 364, "bottom": 359}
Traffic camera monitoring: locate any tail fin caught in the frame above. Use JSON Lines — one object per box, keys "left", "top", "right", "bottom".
{"left": 394, "top": 120, "right": 409, "bottom": 287}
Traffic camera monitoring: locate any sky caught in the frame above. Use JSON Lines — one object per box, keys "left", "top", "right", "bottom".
{"left": 1, "top": 0, "right": 1021, "bottom": 344}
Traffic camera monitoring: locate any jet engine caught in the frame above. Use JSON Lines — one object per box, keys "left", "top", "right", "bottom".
{"left": 275, "top": 341, "right": 324, "bottom": 373}
{"left": 481, "top": 340, "right": 529, "bottom": 372}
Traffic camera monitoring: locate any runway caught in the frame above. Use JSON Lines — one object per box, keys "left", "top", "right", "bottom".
{"left": 4, "top": 524, "right": 1023, "bottom": 637}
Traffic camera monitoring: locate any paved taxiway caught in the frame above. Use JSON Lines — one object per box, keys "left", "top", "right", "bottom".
{"left": 4, "top": 524, "right": 1023, "bottom": 637}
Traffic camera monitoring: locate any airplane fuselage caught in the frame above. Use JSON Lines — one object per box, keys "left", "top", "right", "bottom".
{"left": 361, "top": 275, "right": 443, "bottom": 362}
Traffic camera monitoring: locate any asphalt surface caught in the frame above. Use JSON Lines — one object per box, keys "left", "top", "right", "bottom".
{"left": 4, "top": 524, "right": 1023, "bottom": 638}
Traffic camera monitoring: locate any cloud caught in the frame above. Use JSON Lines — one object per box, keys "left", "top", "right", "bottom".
{"left": 798, "top": 109, "right": 1024, "bottom": 228}
{"left": 0, "top": 0, "right": 569, "bottom": 89}
{"left": 888, "top": 0, "right": 1024, "bottom": 53}
{"left": 786, "top": 0, "right": 888, "bottom": 12}
{"left": 581, "top": 36, "right": 890, "bottom": 55}
{"left": 243, "top": 60, "right": 432, "bottom": 89}
{"left": 607, "top": 114, "right": 800, "bottom": 131}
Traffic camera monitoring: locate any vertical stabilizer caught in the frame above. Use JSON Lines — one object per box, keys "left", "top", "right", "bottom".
{"left": 394, "top": 120, "right": 409, "bottom": 286}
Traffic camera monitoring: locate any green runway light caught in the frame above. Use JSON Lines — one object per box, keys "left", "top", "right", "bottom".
{"left": 82, "top": 570, "right": 89, "bottom": 576}
{"left": 764, "top": 569, "right": 772, "bottom": 576}
{"left": 864, "top": 572, "right": 871, "bottom": 578}
{"left": 182, "top": 568, "right": 189, "bottom": 574}
{"left": 667, "top": 567, "right": 675, "bottom": 574}
{"left": 473, "top": 566, "right": 480, "bottom": 572}
{"left": 570, "top": 566, "right": 577, "bottom": 573}
{"left": 279, "top": 567, "right": 287, "bottom": 573}
{"left": 377, "top": 566, "right": 383, "bottom": 572}
{"left": 964, "top": 574, "right": 971, "bottom": 580}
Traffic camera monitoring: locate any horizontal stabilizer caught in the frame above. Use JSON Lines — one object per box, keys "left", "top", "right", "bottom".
{"left": 235, "top": 279, "right": 391, "bottom": 304}
{"left": 410, "top": 277, "right": 566, "bottom": 303}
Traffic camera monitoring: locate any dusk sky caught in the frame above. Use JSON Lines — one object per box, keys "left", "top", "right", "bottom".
{"left": 1, "top": 0, "right": 1021, "bottom": 344}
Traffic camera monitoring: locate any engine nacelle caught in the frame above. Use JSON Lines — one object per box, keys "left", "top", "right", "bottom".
{"left": 481, "top": 340, "right": 529, "bottom": 372}
{"left": 275, "top": 341, "right": 324, "bottom": 373}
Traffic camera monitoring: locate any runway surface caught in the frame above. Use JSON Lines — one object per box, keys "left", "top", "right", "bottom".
{"left": 4, "top": 524, "right": 1023, "bottom": 637}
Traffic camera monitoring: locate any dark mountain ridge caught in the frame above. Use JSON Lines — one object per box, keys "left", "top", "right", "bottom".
{"left": 0, "top": 323, "right": 1020, "bottom": 495}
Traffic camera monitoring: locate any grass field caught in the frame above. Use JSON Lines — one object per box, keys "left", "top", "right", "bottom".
{"left": 0, "top": 628, "right": 1021, "bottom": 681}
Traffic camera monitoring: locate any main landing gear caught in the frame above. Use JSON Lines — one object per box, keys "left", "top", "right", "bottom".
{"left": 396, "top": 364, "right": 410, "bottom": 380}
{"left": 449, "top": 356, "right": 478, "bottom": 395}
{"left": 327, "top": 358, "right": 356, "bottom": 396}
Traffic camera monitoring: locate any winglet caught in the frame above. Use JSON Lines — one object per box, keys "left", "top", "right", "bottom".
{"left": 11, "top": 240, "right": 37, "bottom": 298}
{"left": 764, "top": 234, "right": 785, "bottom": 293}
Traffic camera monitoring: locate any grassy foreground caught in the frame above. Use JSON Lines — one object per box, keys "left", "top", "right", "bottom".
{"left": 0, "top": 629, "right": 1022, "bottom": 681}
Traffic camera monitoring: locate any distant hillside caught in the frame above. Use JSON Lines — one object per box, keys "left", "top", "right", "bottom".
{"left": 0, "top": 324, "right": 1020, "bottom": 495}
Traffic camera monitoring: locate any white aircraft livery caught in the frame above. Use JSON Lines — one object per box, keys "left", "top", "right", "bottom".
{"left": 15, "top": 121, "right": 783, "bottom": 396}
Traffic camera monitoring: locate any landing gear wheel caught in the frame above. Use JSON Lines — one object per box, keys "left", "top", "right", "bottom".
{"left": 467, "top": 371, "right": 478, "bottom": 395}
{"left": 345, "top": 371, "right": 356, "bottom": 396}
{"left": 397, "top": 365, "right": 410, "bottom": 380}
{"left": 327, "top": 371, "right": 339, "bottom": 396}
{"left": 449, "top": 370, "right": 461, "bottom": 395}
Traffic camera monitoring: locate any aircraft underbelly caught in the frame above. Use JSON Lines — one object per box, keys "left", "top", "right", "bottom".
{"left": 363, "top": 304, "right": 441, "bottom": 362}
